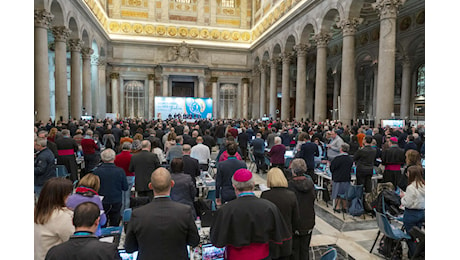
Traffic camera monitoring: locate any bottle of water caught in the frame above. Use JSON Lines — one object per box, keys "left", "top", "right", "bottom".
{"left": 195, "top": 217, "right": 202, "bottom": 232}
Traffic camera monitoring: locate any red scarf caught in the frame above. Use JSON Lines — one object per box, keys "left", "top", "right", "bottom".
{"left": 75, "top": 186, "right": 98, "bottom": 196}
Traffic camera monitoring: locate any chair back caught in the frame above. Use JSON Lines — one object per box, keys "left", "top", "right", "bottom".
{"left": 320, "top": 247, "right": 337, "bottom": 260}
{"left": 56, "top": 165, "right": 69, "bottom": 178}
{"left": 374, "top": 209, "right": 411, "bottom": 240}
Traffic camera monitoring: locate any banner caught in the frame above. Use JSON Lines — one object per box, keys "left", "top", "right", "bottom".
{"left": 155, "top": 97, "right": 213, "bottom": 120}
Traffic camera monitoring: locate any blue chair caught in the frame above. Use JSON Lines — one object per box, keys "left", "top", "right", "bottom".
{"left": 320, "top": 247, "right": 337, "bottom": 260}
{"left": 206, "top": 189, "right": 217, "bottom": 211}
{"left": 370, "top": 209, "right": 411, "bottom": 258}
{"left": 122, "top": 208, "right": 132, "bottom": 232}
{"left": 56, "top": 165, "right": 69, "bottom": 178}
{"left": 99, "top": 226, "right": 123, "bottom": 245}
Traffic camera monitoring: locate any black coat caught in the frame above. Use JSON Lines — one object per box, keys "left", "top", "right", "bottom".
{"left": 125, "top": 197, "right": 200, "bottom": 260}
{"left": 129, "top": 150, "right": 160, "bottom": 192}
{"left": 330, "top": 154, "right": 353, "bottom": 182}
{"left": 354, "top": 145, "right": 377, "bottom": 176}
{"left": 296, "top": 142, "right": 319, "bottom": 170}
{"left": 261, "top": 188, "right": 299, "bottom": 258}
{"left": 182, "top": 155, "right": 201, "bottom": 178}
{"left": 215, "top": 159, "right": 247, "bottom": 203}
{"left": 288, "top": 176, "right": 316, "bottom": 233}
{"left": 45, "top": 234, "right": 121, "bottom": 260}
{"left": 34, "top": 148, "right": 56, "bottom": 186}
{"left": 170, "top": 172, "right": 196, "bottom": 210}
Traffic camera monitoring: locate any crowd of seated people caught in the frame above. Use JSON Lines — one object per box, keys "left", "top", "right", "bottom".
{"left": 34, "top": 116, "right": 425, "bottom": 259}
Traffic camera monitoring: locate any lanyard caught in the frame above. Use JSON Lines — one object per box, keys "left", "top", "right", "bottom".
{"left": 154, "top": 195, "right": 171, "bottom": 199}
{"left": 238, "top": 192, "right": 255, "bottom": 197}
{"left": 74, "top": 231, "right": 93, "bottom": 236}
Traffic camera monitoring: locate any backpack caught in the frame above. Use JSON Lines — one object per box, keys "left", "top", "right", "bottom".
{"left": 346, "top": 185, "right": 365, "bottom": 216}
{"left": 378, "top": 235, "right": 402, "bottom": 259}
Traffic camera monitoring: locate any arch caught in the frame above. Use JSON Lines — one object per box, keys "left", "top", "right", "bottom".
{"left": 347, "top": 0, "right": 366, "bottom": 18}
{"left": 355, "top": 50, "right": 376, "bottom": 65}
{"left": 262, "top": 51, "right": 270, "bottom": 63}
{"left": 319, "top": 8, "right": 341, "bottom": 33}
{"left": 49, "top": 0, "right": 65, "bottom": 26}
{"left": 272, "top": 44, "right": 282, "bottom": 57}
{"left": 81, "top": 29, "right": 90, "bottom": 48}
{"left": 300, "top": 23, "right": 315, "bottom": 44}
{"left": 68, "top": 17, "right": 79, "bottom": 39}
{"left": 284, "top": 35, "right": 297, "bottom": 53}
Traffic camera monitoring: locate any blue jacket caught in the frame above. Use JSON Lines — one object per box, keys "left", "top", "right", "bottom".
{"left": 94, "top": 163, "right": 128, "bottom": 204}
{"left": 34, "top": 148, "right": 56, "bottom": 186}
{"left": 251, "top": 137, "right": 266, "bottom": 154}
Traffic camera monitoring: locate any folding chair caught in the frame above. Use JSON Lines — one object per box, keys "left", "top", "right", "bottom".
{"left": 56, "top": 165, "right": 70, "bottom": 178}
{"left": 320, "top": 247, "right": 337, "bottom": 260}
{"left": 247, "top": 149, "right": 257, "bottom": 173}
{"left": 122, "top": 208, "right": 132, "bottom": 232}
{"left": 99, "top": 226, "right": 123, "bottom": 245}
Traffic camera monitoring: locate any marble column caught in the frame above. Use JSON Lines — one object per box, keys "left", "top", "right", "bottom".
{"left": 81, "top": 47, "right": 93, "bottom": 116}
{"left": 339, "top": 17, "right": 361, "bottom": 125}
{"left": 110, "top": 72, "right": 120, "bottom": 116}
{"left": 211, "top": 77, "right": 218, "bottom": 119}
{"left": 280, "top": 52, "right": 292, "bottom": 121}
{"left": 269, "top": 58, "right": 278, "bottom": 118}
{"left": 294, "top": 44, "right": 309, "bottom": 121}
{"left": 373, "top": 0, "right": 406, "bottom": 122}
{"left": 400, "top": 58, "right": 411, "bottom": 118}
{"left": 372, "top": 65, "right": 378, "bottom": 120}
{"left": 252, "top": 68, "right": 260, "bottom": 118}
{"left": 34, "top": 9, "right": 53, "bottom": 123}
{"left": 198, "top": 76, "right": 205, "bottom": 97}
{"left": 52, "top": 26, "right": 71, "bottom": 122}
{"left": 313, "top": 32, "right": 331, "bottom": 123}
{"left": 259, "top": 63, "right": 267, "bottom": 118}
{"left": 242, "top": 78, "right": 249, "bottom": 119}
{"left": 97, "top": 58, "right": 107, "bottom": 118}
{"left": 69, "top": 39, "right": 83, "bottom": 120}
{"left": 306, "top": 71, "right": 314, "bottom": 120}
{"left": 162, "top": 75, "right": 169, "bottom": 96}
{"left": 148, "top": 74, "right": 155, "bottom": 119}
{"left": 332, "top": 71, "right": 340, "bottom": 121}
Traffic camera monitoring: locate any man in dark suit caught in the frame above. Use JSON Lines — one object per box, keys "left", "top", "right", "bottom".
{"left": 55, "top": 129, "right": 79, "bottom": 182}
{"left": 111, "top": 123, "right": 123, "bottom": 149}
{"left": 45, "top": 202, "right": 121, "bottom": 260}
{"left": 124, "top": 168, "right": 200, "bottom": 260}
{"left": 296, "top": 134, "right": 319, "bottom": 182}
{"left": 129, "top": 140, "right": 161, "bottom": 200}
{"left": 354, "top": 136, "right": 377, "bottom": 194}
{"left": 182, "top": 144, "right": 200, "bottom": 178}
{"left": 215, "top": 143, "right": 247, "bottom": 205}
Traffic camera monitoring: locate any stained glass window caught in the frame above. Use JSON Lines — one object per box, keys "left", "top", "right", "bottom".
{"left": 416, "top": 64, "right": 425, "bottom": 96}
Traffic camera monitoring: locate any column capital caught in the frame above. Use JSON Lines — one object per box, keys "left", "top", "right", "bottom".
{"left": 338, "top": 17, "right": 363, "bottom": 36}
{"left": 258, "top": 62, "right": 267, "bottom": 73}
{"left": 372, "top": 0, "right": 406, "bottom": 19}
{"left": 268, "top": 57, "right": 279, "bottom": 68}
{"left": 110, "top": 72, "right": 120, "bottom": 79}
{"left": 253, "top": 66, "right": 260, "bottom": 76}
{"left": 148, "top": 74, "right": 155, "bottom": 80}
{"left": 81, "top": 47, "right": 94, "bottom": 60}
{"left": 34, "top": 9, "right": 54, "bottom": 28}
{"left": 198, "top": 75, "right": 205, "bottom": 81}
{"left": 242, "top": 78, "right": 250, "bottom": 84}
{"left": 52, "top": 26, "right": 71, "bottom": 42}
{"left": 162, "top": 74, "right": 169, "bottom": 80}
{"left": 210, "top": 77, "right": 218, "bottom": 83}
{"left": 280, "top": 52, "right": 293, "bottom": 64}
{"left": 68, "top": 39, "right": 84, "bottom": 52}
{"left": 96, "top": 57, "right": 106, "bottom": 67}
{"left": 314, "top": 32, "right": 332, "bottom": 48}
{"left": 294, "top": 43, "right": 311, "bottom": 57}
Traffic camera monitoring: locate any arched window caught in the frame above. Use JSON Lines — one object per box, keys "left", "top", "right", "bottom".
{"left": 125, "top": 81, "right": 145, "bottom": 118}
{"left": 416, "top": 64, "right": 425, "bottom": 97}
{"left": 219, "top": 84, "right": 237, "bottom": 118}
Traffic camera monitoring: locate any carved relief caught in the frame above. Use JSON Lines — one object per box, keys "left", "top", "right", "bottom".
{"left": 167, "top": 41, "right": 199, "bottom": 63}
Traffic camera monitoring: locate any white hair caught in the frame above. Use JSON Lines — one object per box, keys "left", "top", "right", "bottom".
{"left": 274, "top": 136, "right": 282, "bottom": 144}
{"left": 101, "top": 148, "right": 116, "bottom": 162}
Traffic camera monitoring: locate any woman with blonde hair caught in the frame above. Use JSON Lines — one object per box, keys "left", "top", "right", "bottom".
{"left": 261, "top": 167, "right": 299, "bottom": 260}
{"left": 34, "top": 178, "right": 74, "bottom": 260}
{"left": 66, "top": 173, "right": 107, "bottom": 236}
{"left": 164, "top": 132, "right": 177, "bottom": 154}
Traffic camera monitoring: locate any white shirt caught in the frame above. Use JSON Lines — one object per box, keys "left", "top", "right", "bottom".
{"left": 190, "top": 143, "right": 211, "bottom": 164}
{"left": 401, "top": 182, "right": 425, "bottom": 209}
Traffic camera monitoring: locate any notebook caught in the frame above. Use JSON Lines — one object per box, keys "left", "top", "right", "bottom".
{"left": 118, "top": 249, "right": 138, "bottom": 260}
{"left": 201, "top": 244, "right": 225, "bottom": 260}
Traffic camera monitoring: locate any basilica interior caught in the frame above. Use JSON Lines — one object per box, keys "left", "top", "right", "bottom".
{"left": 34, "top": 0, "right": 425, "bottom": 125}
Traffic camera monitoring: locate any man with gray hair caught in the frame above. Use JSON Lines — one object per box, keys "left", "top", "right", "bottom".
{"left": 34, "top": 137, "right": 56, "bottom": 198}
{"left": 55, "top": 129, "right": 79, "bottom": 181}
{"left": 268, "top": 136, "right": 286, "bottom": 169}
{"left": 94, "top": 148, "right": 128, "bottom": 227}
{"left": 211, "top": 168, "right": 291, "bottom": 259}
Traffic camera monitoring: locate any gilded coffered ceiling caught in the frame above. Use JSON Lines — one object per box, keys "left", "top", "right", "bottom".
{"left": 82, "top": 0, "right": 304, "bottom": 47}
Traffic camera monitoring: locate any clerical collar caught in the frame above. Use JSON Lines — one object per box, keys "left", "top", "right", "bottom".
{"left": 154, "top": 195, "right": 170, "bottom": 199}
{"left": 238, "top": 192, "right": 255, "bottom": 197}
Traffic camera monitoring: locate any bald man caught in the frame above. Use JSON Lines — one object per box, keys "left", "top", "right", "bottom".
{"left": 125, "top": 168, "right": 200, "bottom": 260}
{"left": 129, "top": 140, "right": 161, "bottom": 200}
